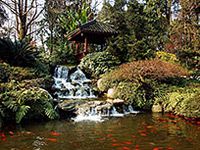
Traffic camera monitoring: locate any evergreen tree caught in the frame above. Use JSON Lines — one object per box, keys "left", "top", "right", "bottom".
{"left": 170, "top": 0, "right": 200, "bottom": 70}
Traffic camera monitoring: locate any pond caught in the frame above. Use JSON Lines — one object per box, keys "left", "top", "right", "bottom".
{"left": 1, "top": 113, "right": 200, "bottom": 150}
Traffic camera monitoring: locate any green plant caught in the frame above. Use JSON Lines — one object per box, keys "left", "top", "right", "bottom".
{"left": 79, "top": 51, "right": 121, "bottom": 77}
{"left": 0, "top": 87, "right": 58, "bottom": 123}
{"left": 49, "top": 44, "right": 77, "bottom": 65}
{"left": 156, "top": 51, "right": 180, "bottom": 64}
{"left": 153, "top": 86, "right": 200, "bottom": 117}
{"left": 0, "top": 38, "right": 39, "bottom": 67}
{"left": 113, "top": 81, "right": 155, "bottom": 109}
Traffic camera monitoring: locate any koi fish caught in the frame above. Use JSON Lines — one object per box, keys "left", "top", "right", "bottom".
{"left": 50, "top": 131, "right": 61, "bottom": 136}
{"left": 47, "top": 138, "right": 57, "bottom": 142}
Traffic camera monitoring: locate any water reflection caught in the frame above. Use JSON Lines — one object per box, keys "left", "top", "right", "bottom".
{"left": 1, "top": 113, "right": 200, "bottom": 150}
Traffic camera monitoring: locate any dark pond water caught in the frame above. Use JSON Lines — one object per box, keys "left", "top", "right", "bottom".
{"left": 1, "top": 113, "right": 200, "bottom": 150}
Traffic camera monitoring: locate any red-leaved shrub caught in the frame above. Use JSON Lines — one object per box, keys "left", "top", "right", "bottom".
{"left": 105, "top": 59, "right": 189, "bottom": 82}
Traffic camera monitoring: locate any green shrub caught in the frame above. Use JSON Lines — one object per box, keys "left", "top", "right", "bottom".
{"left": 0, "top": 62, "right": 51, "bottom": 83}
{"left": 154, "top": 87, "right": 200, "bottom": 118}
{"left": 48, "top": 44, "right": 77, "bottom": 65}
{"left": 0, "top": 63, "right": 10, "bottom": 82}
{"left": 156, "top": 51, "right": 180, "bottom": 64}
{"left": 98, "top": 60, "right": 190, "bottom": 110}
{"left": 79, "top": 51, "right": 121, "bottom": 77}
{"left": 177, "top": 48, "right": 200, "bottom": 70}
{"left": 113, "top": 81, "right": 155, "bottom": 109}
{"left": 0, "top": 38, "right": 39, "bottom": 67}
{"left": 0, "top": 87, "right": 58, "bottom": 123}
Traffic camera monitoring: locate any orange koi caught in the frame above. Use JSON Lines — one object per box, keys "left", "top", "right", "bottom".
{"left": 47, "top": 138, "right": 57, "bottom": 142}
{"left": 50, "top": 131, "right": 61, "bottom": 136}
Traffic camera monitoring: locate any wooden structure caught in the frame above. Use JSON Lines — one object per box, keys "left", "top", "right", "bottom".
{"left": 68, "top": 20, "right": 117, "bottom": 59}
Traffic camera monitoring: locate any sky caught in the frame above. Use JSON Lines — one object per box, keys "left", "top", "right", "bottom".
{"left": 92, "top": 0, "right": 103, "bottom": 11}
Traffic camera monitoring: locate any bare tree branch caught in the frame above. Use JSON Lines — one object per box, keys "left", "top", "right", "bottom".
{"left": 27, "top": 6, "right": 44, "bottom": 28}
{"left": 0, "top": 0, "right": 19, "bottom": 15}
{"left": 0, "top": 0, "right": 44, "bottom": 40}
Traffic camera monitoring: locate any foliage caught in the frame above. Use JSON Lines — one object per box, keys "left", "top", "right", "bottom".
{"left": 156, "top": 51, "right": 180, "bottom": 64}
{"left": 99, "top": 60, "right": 188, "bottom": 92}
{"left": 48, "top": 44, "right": 77, "bottom": 65}
{"left": 154, "top": 86, "right": 200, "bottom": 118}
{"left": 168, "top": 0, "right": 200, "bottom": 70}
{"left": 40, "top": 0, "right": 94, "bottom": 63}
{"left": 176, "top": 48, "right": 200, "bottom": 71}
{"left": 0, "top": 62, "right": 51, "bottom": 83}
{"left": 79, "top": 51, "right": 121, "bottom": 77}
{"left": 98, "top": 59, "right": 190, "bottom": 110}
{"left": 113, "top": 81, "right": 155, "bottom": 109}
{"left": 0, "top": 63, "right": 9, "bottom": 83}
{"left": 98, "top": 0, "right": 169, "bottom": 62}
{"left": 0, "top": 62, "right": 55, "bottom": 123}
{"left": 0, "top": 87, "right": 58, "bottom": 123}
{"left": 0, "top": 38, "right": 39, "bottom": 67}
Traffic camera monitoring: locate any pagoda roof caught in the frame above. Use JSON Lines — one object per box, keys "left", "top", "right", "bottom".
{"left": 67, "top": 20, "right": 118, "bottom": 44}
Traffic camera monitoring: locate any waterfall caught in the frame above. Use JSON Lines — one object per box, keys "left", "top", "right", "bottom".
{"left": 73, "top": 105, "right": 139, "bottom": 122}
{"left": 53, "top": 66, "right": 139, "bottom": 122}
{"left": 53, "top": 65, "right": 96, "bottom": 99}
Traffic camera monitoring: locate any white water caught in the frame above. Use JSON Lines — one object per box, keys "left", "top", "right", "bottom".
{"left": 73, "top": 105, "right": 139, "bottom": 122}
{"left": 53, "top": 65, "right": 139, "bottom": 122}
{"left": 53, "top": 66, "right": 96, "bottom": 99}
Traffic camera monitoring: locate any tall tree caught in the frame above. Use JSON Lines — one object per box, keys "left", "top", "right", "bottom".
{"left": 170, "top": 0, "right": 200, "bottom": 69}
{"left": 40, "top": 0, "right": 66, "bottom": 53}
{"left": 41, "top": 0, "right": 94, "bottom": 52}
{"left": 0, "top": 0, "right": 43, "bottom": 40}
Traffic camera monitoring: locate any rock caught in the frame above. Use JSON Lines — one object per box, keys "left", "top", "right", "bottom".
{"left": 97, "top": 79, "right": 102, "bottom": 90}
{"left": 107, "top": 88, "right": 116, "bottom": 98}
{"left": 106, "top": 99, "right": 124, "bottom": 104}
{"left": 57, "top": 100, "right": 85, "bottom": 112}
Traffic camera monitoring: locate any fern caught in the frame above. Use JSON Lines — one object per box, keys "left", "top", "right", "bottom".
{"left": 0, "top": 38, "right": 38, "bottom": 67}
{"left": 16, "top": 105, "right": 30, "bottom": 123}
{"left": 44, "top": 101, "right": 58, "bottom": 120}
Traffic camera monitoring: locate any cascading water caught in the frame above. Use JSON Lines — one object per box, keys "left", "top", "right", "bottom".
{"left": 53, "top": 65, "right": 96, "bottom": 99}
{"left": 73, "top": 104, "right": 139, "bottom": 122}
{"left": 53, "top": 65, "right": 139, "bottom": 122}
